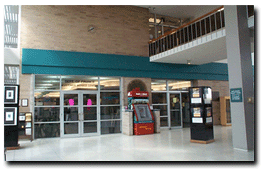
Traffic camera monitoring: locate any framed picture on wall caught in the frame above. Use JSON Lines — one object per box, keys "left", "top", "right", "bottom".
{"left": 4, "top": 107, "right": 17, "bottom": 126}
{"left": 4, "top": 86, "right": 18, "bottom": 104}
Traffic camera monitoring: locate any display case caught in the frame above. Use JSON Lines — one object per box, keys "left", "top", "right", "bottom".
{"left": 189, "top": 86, "right": 214, "bottom": 144}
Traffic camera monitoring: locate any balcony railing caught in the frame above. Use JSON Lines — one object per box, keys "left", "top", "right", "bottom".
{"left": 149, "top": 6, "right": 225, "bottom": 57}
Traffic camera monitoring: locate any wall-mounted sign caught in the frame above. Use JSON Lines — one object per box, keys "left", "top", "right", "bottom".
{"left": 230, "top": 88, "right": 243, "bottom": 102}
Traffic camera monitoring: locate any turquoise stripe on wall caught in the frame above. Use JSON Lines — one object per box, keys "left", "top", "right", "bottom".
{"left": 22, "top": 48, "right": 228, "bottom": 80}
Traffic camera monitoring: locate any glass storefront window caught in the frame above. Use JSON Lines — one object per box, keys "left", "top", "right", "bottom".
{"left": 101, "top": 120, "right": 121, "bottom": 134}
{"left": 64, "top": 94, "right": 78, "bottom": 106}
{"left": 101, "top": 106, "right": 120, "bottom": 120}
{"left": 100, "top": 77, "right": 120, "bottom": 90}
{"left": 152, "top": 93, "right": 167, "bottom": 104}
{"left": 160, "top": 117, "right": 168, "bottom": 127}
{"left": 151, "top": 79, "right": 166, "bottom": 91}
{"left": 153, "top": 105, "right": 167, "bottom": 116}
{"left": 100, "top": 92, "right": 120, "bottom": 105}
{"left": 34, "top": 123, "right": 60, "bottom": 138}
{"left": 61, "top": 75, "right": 98, "bottom": 91}
{"left": 34, "top": 107, "right": 60, "bottom": 122}
{"left": 168, "top": 80, "right": 191, "bottom": 91}
{"left": 35, "top": 75, "right": 60, "bottom": 91}
{"left": 34, "top": 91, "right": 60, "bottom": 106}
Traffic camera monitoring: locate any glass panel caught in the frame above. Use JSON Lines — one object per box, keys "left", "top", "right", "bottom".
{"left": 100, "top": 77, "right": 120, "bottom": 90}
{"left": 160, "top": 117, "right": 168, "bottom": 127}
{"left": 201, "top": 19, "right": 206, "bottom": 35}
{"left": 4, "top": 65, "right": 19, "bottom": 85}
{"left": 170, "top": 94, "right": 181, "bottom": 127}
{"left": 34, "top": 91, "right": 60, "bottom": 106}
{"left": 205, "top": 17, "right": 211, "bottom": 34}
{"left": 100, "top": 92, "right": 120, "bottom": 105}
{"left": 64, "top": 94, "right": 78, "bottom": 106}
{"left": 101, "top": 120, "right": 121, "bottom": 134}
{"left": 83, "top": 107, "right": 97, "bottom": 120}
{"left": 64, "top": 107, "right": 78, "bottom": 121}
{"left": 168, "top": 80, "right": 191, "bottom": 91}
{"left": 83, "top": 94, "right": 97, "bottom": 105}
{"left": 216, "top": 12, "right": 221, "bottom": 30}
{"left": 180, "top": 29, "right": 184, "bottom": 44}
{"left": 192, "top": 24, "right": 196, "bottom": 39}
{"left": 196, "top": 22, "right": 201, "bottom": 37}
{"left": 153, "top": 105, "right": 167, "bottom": 116}
{"left": 221, "top": 10, "right": 225, "bottom": 27}
{"left": 182, "top": 93, "right": 190, "bottom": 127}
{"left": 83, "top": 122, "right": 97, "bottom": 133}
{"left": 35, "top": 75, "right": 60, "bottom": 91}
{"left": 64, "top": 123, "right": 78, "bottom": 134}
{"left": 61, "top": 75, "right": 98, "bottom": 91}
{"left": 211, "top": 15, "right": 216, "bottom": 32}
{"left": 101, "top": 106, "right": 120, "bottom": 120}
{"left": 152, "top": 93, "right": 167, "bottom": 104}
{"left": 34, "top": 123, "right": 60, "bottom": 138}
{"left": 34, "top": 107, "right": 60, "bottom": 122}
{"left": 184, "top": 27, "right": 188, "bottom": 42}
{"left": 188, "top": 25, "right": 192, "bottom": 41}
{"left": 151, "top": 79, "right": 166, "bottom": 91}
{"left": 226, "top": 99, "right": 231, "bottom": 123}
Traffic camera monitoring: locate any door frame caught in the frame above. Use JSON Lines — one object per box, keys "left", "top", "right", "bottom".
{"left": 60, "top": 90, "right": 100, "bottom": 138}
{"left": 168, "top": 92, "right": 183, "bottom": 129}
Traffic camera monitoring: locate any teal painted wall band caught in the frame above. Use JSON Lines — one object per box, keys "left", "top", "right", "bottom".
{"left": 22, "top": 48, "right": 229, "bottom": 80}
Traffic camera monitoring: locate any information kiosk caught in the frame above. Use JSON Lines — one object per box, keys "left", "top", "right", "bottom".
{"left": 128, "top": 88, "right": 154, "bottom": 135}
{"left": 189, "top": 86, "right": 214, "bottom": 144}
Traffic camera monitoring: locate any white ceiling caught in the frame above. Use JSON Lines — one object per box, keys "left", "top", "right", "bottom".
{"left": 136, "top": 5, "right": 221, "bottom": 19}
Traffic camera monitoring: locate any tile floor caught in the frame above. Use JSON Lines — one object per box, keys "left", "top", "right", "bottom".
{"left": 5, "top": 126, "right": 254, "bottom": 161}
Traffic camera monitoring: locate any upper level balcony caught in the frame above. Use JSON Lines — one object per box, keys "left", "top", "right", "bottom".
{"left": 149, "top": 6, "right": 254, "bottom": 65}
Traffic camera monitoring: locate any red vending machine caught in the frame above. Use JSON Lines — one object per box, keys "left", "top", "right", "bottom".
{"left": 128, "top": 88, "right": 154, "bottom": 135}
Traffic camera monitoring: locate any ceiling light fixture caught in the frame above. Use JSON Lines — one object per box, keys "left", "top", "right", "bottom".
{"left": 187, "top": 60, "right": 191, "bottom": 65}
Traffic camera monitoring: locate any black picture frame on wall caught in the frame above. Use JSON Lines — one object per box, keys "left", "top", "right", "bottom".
{"left": 4, "top": 107, "right": 17, "bottom": 126}
{"left": 4, "top": 86, "right": 18, "bottom": 104}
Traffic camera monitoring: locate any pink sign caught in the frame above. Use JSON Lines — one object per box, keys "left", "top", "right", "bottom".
{"left": 69, "top": 99, "right": 75, "bottom": 106}
{"left": 87, "top": 99, "right": 92, "bottom": 110}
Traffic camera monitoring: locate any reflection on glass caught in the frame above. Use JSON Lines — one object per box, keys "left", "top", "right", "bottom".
{"left": 101, "top": 121, "right": 121, "bottom": 134}
{"left": 64, "top": 123, "right": 78, "bottom": 134}
{"left": 83, "top": 107, "right": 97, "bottom": 120}
{"left": 170, "top": 94, "right": 180, "bottom": 109}
{"left": 64, "top": 94, "right": 78, "bottom": 105}
{"left": 100, "top": 92, "right": 120, "bottom": 105}
{"left": 153, "top": 105, "right": 167, "bottom": 116}
{"left": 64, "top": 107, "right": 78, "bottom": 121}
{"left": 101, "top": 106, "right": 120, "bottom": 120}
{"left": 61, "top": 75, "right": 98, "bottom": 91}
{"left": 35, "top": 91, "right": 60, "bottom": 106}
{"left": 83, "top": 122, "right": 97, "bottom": 133}
{"left": 160, "top": 117, "right": 168, "bottom": 127}
{"left": 35, "top": 75, "right": 60, "bottom": 91}
{"left": 100, "top": 77, "right": 120, "bottom": 90}
{"left": 168, "top": 80, "right": 191, "bottom": 91}
{"left": 151, "top": 79, "right": 166, "bottom": 91}
{"left": 34, "top": 123, "right": 60, "bottom": 138}
{"left": 83, "top": 94, "right": 97, "bottom": 105}
{"left": 152, "top": 93, "right": 167, "bottom": 104}
{"left": 34, "top": 107, "right": 60, "bottom": 122}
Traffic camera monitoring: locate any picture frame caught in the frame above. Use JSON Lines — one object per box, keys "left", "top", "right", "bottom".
{"left": 4, "top": 86, "right": 18, "bottom": 104}
{"left": 22, "top": 99, "right": 28, "bottom": 107}
{"left": 4, "top": 107, "right": 17, "bottom": 126}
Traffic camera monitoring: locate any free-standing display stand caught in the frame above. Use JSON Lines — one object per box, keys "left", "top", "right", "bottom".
{"left": 189, "top": 86, "right": 214, "bottom": 144}
{"left": 4, "top": 85, "right": 20, "bottom": 149}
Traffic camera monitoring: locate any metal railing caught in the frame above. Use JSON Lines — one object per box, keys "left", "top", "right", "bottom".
{"left": 149, "top": 6, "right": 225, "bottom": 57}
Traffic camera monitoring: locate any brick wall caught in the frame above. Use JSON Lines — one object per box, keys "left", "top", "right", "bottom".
{"left": 192, "top": 80, "right": 229, "bottom": 125}
{"left": 20, "top": 5, "right": 149, "bottom": 56}
{"left": 19, "top": 5, "right": 150, "bottom": 113}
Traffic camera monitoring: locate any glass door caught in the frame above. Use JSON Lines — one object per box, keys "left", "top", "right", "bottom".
{"left": 61, "top": 91, "right": 99, "bottom": 137}
{"left": 169, "top": 93, "right": 182, "bottom": 128}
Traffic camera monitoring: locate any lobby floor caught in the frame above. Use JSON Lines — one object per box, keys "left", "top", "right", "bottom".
{"left": 5, "top": 126, "right": 254, "bottom": 161}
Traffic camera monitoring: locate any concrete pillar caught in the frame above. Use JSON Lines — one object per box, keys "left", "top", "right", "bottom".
{"left": 224, "top": 5, "right": 254, "bottom": 151}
